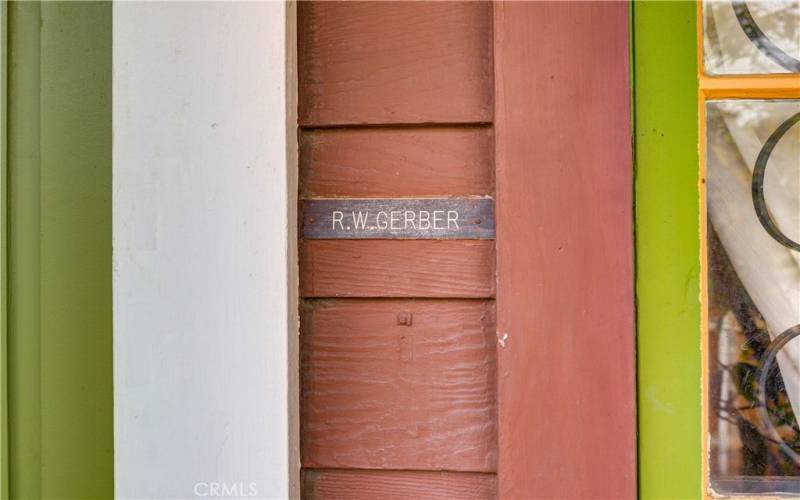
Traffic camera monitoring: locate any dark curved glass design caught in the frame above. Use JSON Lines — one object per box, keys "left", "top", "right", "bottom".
{"left": 733, "top": 0, "right": 800, "bottom": 73}
{"left": 757, "top": 325, "right": 800, "bottom": 468}
{"left": 752, "top": 112, "right": 800, "bottom": 251}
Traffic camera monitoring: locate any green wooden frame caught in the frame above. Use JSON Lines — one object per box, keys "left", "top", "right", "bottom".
{"left": 634, "top": 2, "right": 702, "bottom": 499}
{"left": 5, "top": 3, "right": 113, "bottom": 498}
{"left": 0, "top": 1, "right": 7, "bottom": 497}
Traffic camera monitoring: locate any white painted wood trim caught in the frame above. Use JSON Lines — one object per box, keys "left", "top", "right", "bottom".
{"left": 113, "top": 2, "right": 297, "bottom": 498}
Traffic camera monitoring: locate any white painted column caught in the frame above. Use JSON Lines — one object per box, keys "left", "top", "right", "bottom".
{"left": 113, "top": 3, "right": 297, "bottom": 499}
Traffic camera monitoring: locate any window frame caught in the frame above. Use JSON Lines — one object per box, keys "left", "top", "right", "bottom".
{"left": 698, "top": 2, "right": 800, "bottom": 498}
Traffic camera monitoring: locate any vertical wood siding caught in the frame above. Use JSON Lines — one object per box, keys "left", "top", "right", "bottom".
{"left": 493, "top": 2, "right": 636, "bottom": 498}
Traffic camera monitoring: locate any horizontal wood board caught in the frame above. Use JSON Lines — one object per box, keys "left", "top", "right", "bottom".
{"left": 299, "top": 240, "right": 495, "bottom": 298}
{"left": 298, "top": 1, "right": 493, "bottom": 126}
{"left": 301, "top": 299, "right": 497, "bottom": 471}
{"left": 303, "top": 469, "right": 496, "bottom": 500}
{"left": 300, "top": 127, "right": 494, "bottom": 198}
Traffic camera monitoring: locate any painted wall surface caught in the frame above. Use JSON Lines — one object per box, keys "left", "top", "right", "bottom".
{"left": 634, "top": 2, "right": 702, "bottom": 499}
{"left": 114, "top": 3, "right": 295, "bottom": 498}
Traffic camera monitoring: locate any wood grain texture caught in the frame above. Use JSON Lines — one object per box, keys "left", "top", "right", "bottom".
{"left": 303, "top": 469, "right": 496, "bottom": 500}
{"left": 494, "top": 3, "right": 636, "bottom": 499}
{"left": 299, "top": 127, "right": 494, "bottom": 198}
{"left": 298, "top": 1, "right": 492, "bottom": 126}
{"left": 301, "top": 299, "right": 497, "bottom": 471}
{"left": 299, "top": 240, "right": 495, "bottom": 298}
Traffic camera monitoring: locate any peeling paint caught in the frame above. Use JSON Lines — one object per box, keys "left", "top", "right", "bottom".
{"left": 497, "top": 332, "right": 509, "bottom": 348}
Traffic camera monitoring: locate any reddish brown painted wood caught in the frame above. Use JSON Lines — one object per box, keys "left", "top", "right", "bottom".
{"left": 304, "top": 469, "right": 496, "bottom": 500}
{"left": 494, "top": 3, "right": 636, "bottom": 499}
{"left": 297, "top": 2, "right": 498, "bottom": 494}
{"left": 300, "top": 127, "right": 494, "bottom": 198}
{"left": 298, "top": 1, "right": 493, "bottom": 126}
{"left": 301, "top": 299, "right": 497, "bottom": 471}
{"left": 299, "top": 240, "right": 495, "bottom": 298}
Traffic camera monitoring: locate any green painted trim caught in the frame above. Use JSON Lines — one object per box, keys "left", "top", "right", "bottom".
{"left": 0, "top": 1, "right": 8, "bottom": 498}
{"left": 633, "top": 2, "right": 702, "bottom": 499}
{"left": 7, "top": 3, "right": 43, "bottom": 496}
{"left": 7, "top": 2, "right": 113, "bottom": 498}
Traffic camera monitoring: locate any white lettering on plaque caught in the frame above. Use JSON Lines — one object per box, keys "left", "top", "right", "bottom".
{"left": 304, "top": 198, "right": 494, "bottom": 240}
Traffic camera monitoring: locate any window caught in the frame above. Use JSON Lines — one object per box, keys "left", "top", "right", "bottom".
{"left": 702, "top": 1, "right": 800, "bottom": 496}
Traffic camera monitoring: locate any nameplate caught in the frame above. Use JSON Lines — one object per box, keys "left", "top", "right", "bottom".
{"left": 302, "top": 198, "right": 495, "bottom": 239}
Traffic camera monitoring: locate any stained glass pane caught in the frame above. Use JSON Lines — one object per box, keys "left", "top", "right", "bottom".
{"left": 707, "top": 99, "right": 800, "bottom": 495}
{"left": 704, "top": 0, "right": 800, "bottom": 74}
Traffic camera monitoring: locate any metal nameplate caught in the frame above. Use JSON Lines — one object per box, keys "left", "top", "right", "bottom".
{"left": 302, "top": 198, "right": 495, "bottom": 239}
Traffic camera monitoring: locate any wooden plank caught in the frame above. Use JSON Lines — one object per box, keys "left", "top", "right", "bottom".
{"left": 302, "top": 198, "right": 494, "bottom": 240}
{"left": 299, "top": 240, "right": 495, "bottom": 298}
{"left": 301, "top": 299, "right": 497, "bottom": 471}
{"left": 493, "top": 3, "right": 636, "bottom": 499}
{"left": 303, "top": 469, "right": 496, "bottom": 500}
{"left": 299, "top": 127, "right": 494, "bottom": 198}
{"left": 298, "top": 1, "right": 492, "bottom": 126}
